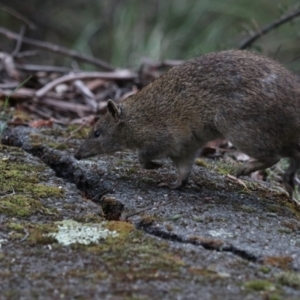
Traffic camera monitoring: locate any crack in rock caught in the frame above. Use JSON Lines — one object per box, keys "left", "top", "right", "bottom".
{"left": 1, "top": 126, "right": 112, "bottom": 203}
{"left": 138, "top": 221, "right": 260, "bottom": 263}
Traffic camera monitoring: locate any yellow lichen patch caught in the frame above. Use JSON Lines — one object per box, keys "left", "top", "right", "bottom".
{"left": 105, "top": 221, "right": 134, "bottom": 236}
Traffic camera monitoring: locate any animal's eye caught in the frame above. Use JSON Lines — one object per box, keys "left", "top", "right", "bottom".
{"left": 94, "top": 130, "right": 101, "bottom": 138}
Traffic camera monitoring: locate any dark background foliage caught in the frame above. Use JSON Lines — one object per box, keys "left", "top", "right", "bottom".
{"left": 1, "top": 0, "right": 300, "bottom": 69}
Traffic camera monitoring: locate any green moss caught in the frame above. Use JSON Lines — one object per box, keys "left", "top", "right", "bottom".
{"left": 195, "top": 158, "right": 209, "bottom": 168}
{"left": 86, "top": 221, "right": 184, "bottom": 281}
{"left": 214, "top": 161, "right": 237, "bottom": 175}
{"left": 267, "top": 295, "right": 282, "bottom": 300}
{"left": 0, "top": 195, "right": 57, "bottom": 217}
{"left": 0, "top": 146, "right": 63, "bottom": 218}
{"left": 74, "top": 213, "right": 105, "bottom": 223}
{"left": 6, "top": 222, "right": 25, "bottom": 231}
{"left": 47, "top": 142, "right": 68, "bottom": 150}
{"left": 5, "top": 222, "right": 58, "bottom": 244}
{"left": 276, "top": 272, "right": 300, "bottom": 289}
{"left": 240, "top": 205, "right": 256, "bottom": 213}
{"left": 13, "top": 219, "right": 184, "bottom": 282}
{"left": 27, "top": 223, "right": 59, "bottom": 245}
{"left": 65, "top": 125, "right": 90, "bottom": 139}
{"left": 244, "top": 280, "right": 275, "bottom": 291}
{"left": 125, "top": 167, "right": 139, "bottom": 175}
{"left": 259, "top": 266, "right": 271, "bottom": 274}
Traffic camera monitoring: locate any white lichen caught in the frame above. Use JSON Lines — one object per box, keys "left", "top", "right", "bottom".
{"left": 208, "top": 229, "right": 233, "bottom": 238}
{"left": 45, "top": 220, "right": 118, "bottom": 246}
{"left": 0, "top": 238, "right": 7, "bottom": 249}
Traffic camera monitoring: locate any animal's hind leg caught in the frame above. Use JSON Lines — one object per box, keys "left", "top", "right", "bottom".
{"left": 283, "top": 150, "right": 300, "bottom": 198}
{"left": 236, "top": 156, "right": 280, "bottom": 177}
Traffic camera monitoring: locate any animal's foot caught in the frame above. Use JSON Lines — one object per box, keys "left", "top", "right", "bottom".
{"left": 236, "top": 166, "right": 250, "bottom": 177}
{"left": 143, "top": 161, "right": 163, "bottom": 170}
{"left": 158, "top": 180, "right": 184, "bottom": 189}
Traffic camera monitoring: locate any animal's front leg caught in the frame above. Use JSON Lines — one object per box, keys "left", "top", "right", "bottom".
{"left": 138, "top": 149, "right": 163, "bottom": 170}
{"left": 159, "top": 152, "right": 197, "bottom": 189}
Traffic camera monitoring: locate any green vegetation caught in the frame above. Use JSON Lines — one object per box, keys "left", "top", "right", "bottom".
{"left": 0, "top": 144, "right": 63, "bottom": 217}
{"left": 244, "top": 279, "right": 276, "bottom": 291}
{"left": 277, "top": 272, "right": 300, "bottom": 288}
{"left": 1, "top": 0, "right": 300, "bottom": 68}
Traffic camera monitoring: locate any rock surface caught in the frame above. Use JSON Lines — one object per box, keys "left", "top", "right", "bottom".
{"left": 0, "top": 125, "right": 300, "bottom": 300}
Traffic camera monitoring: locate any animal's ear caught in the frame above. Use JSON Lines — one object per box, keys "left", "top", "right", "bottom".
{"left": 107, "top": 100, "right": 121, "bottom": 122}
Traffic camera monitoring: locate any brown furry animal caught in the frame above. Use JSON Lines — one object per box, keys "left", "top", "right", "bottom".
{"left": 75, "top": 50, "right": 300, "bottom": 198}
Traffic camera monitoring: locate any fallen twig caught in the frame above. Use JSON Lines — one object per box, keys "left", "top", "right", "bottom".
{"left": 20, "top": 229, "right": 29, "bottom": 242}
{"left": 0, "top": 87, "right": 35, "bottom": 99}
{"left": 0, "top": 52, "right": 19, "bottom": 80}
{"left": 15, "top": 63, "right": 73, "bottom": 73}
{"left": 0, "top": 5, "right": 35, "bottom": 29}
{"left": 41, "top": 98, "right": 96, "bottom": 114}
{"left": 35, "top": 71, "right": 137, "bottom": 98}
{"left": 61, "top": 123, "right": 87, "bottom": 146}
{"left": 73, "top": 79, "right": 97, "bottom": 112}
{"left": 15, "top": 50, "right": 39, "bottom": 58}
{"left": 11, "top": 25, "right": 25, "bottom": 57}
{"left": 226, "top": 174, "right": 248, "bottom": 190}
{"left": 0, "top": 188, "right": 15, "bottom": 199}
{"left": 0, "top": 26, "right": 116, "bottom": 71}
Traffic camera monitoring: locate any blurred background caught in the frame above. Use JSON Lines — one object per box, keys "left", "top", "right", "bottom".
{"left": 1, "top": 0, "right": 300, "bottom": 70}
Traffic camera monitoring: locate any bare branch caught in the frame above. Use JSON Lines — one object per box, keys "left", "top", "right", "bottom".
{"left": 73, "top": 79, "right": 97, "bottom": 112}
{"left": 0, "top": 5, "right": 36, "bottom": 29}
{"left": 11, "top": 25, "right": 25, "bottom": 57}
{"left": 239, "top": 7, "right": 300, "bottom": 49}
{"left": 15, "top": 63, "right": 73, "bottom": 73}
{"left": 0, "top": 52, "right": 20, "bottom": 79}
{"left": 0, "top": 26, "right": 116, "bottom": 71}
{"left": 42, "top": 98, "right": 107, "bottom": 114}
{"left": 35, "top": 71, "right": 137, "bottom": 98}
{"left": 0, "top": 87, "right": 35, "bottom": 99}
{"left": 15, "top": 50, "right": 39, "bottom": 58}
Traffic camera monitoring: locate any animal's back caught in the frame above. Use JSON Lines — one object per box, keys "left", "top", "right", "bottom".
{"left": 125, "top": 50, "right": 300, "bottom": 153}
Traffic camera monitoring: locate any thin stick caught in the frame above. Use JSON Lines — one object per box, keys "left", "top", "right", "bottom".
{"left": 0, "top": 188, "right": 15, "bottom": 199}
{"left": 11, "top": 25, "right": 25, "bottom": 57}
{"left": 0, "top": 5, "right": 35, "bottom": 29}
{"left": 61, "top": 123, "right": 87, "bottom": 146}
{"left": 15, "top": 63, "right": 72, "bottom": 73}
{"left": 73, "top": 79, "right": 97, "bottom": 112}
{"left": 20, "top": 229, "right": 29, "bottom": 242}
{"left": 15, "top": 50, "right": 39, "bottom": 58}
{"left": 239, "top": 7, "right": 300, "bottom": 49}
{"left": 0, "top": 26, "right": 116, "bottom": 71}
{"left": 35, "top": 71, "right": 136, "bottom": 98}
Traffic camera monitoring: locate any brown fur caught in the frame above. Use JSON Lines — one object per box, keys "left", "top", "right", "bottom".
{"left": 75, "top": 50, "right": 300, "bottom": 197}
